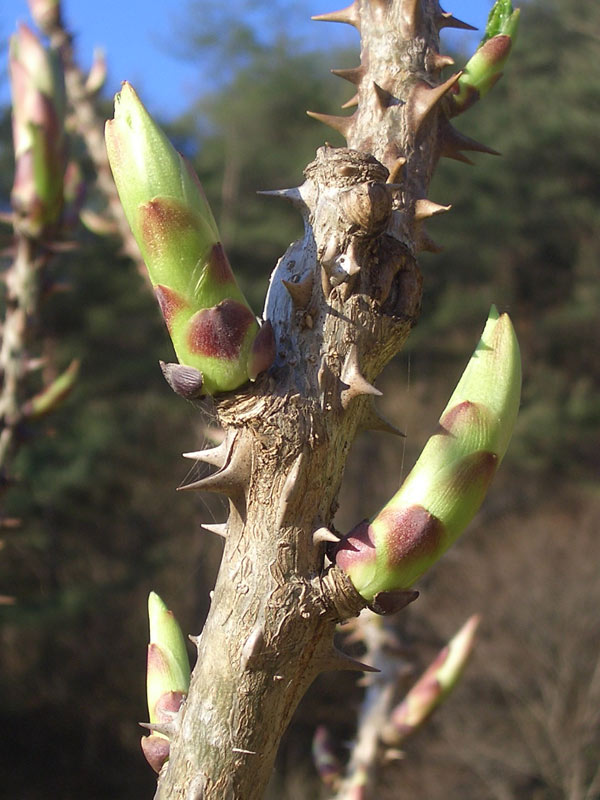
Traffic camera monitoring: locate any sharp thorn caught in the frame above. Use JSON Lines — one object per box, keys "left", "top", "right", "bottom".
{"left": 414, "top": 198, "right": 452, "bottom": 221}
{"left": 340, "top": 344, "right": 382, "bottom": 409}
{"left": 282, "top": 272, "right": 314, "bottom": 310}
{"left": 331, "top": 66, "right": 365, "bottom": 86}
{"left": 320, "top": 647, "right": 380, "bottom": 673}
{"left": 306, "top": 111, "right": 353, "bottom": 138}
{"left": 441, "top": 123, "right": 500, "bottom": 157}
{"left": 313, "top": 527, "right": 340, "bottom": 545}
{"left": 201, "top": 522, "right": 228, "bottom": 538}
{"left": 139, "top": 721, "right": 177, "bottom": 738}
{"left": 341, "top": 93, "right": 359, "bottom": 109}
{"left": 360, "top": 398, "right": 405, "bottom": 436}
{"left": 182, "top": 435, "right": 231, "bottom": 467}
{"left": 178, "top": 433, "right": 249, "bottom": 499}
{"left": 373, "top": 81, "right": 394, "bottom": 112}
{"left": 437, "top": 11, "right": 477, "bottom": 31}
{"left": 312, "top": 2, "right": 360, "bottom": 29}
{"left": 408, "top": 73, "right": 462, "bottom": 137}
{"left": 257, "top": 187, "right": 305, "bottom": 208}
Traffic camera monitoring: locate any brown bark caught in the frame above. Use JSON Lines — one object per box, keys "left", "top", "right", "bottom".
{"left": 154, "top": 1, "right": 478, "bottom": 797}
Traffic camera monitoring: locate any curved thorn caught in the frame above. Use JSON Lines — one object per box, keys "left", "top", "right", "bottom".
{"left": 201, "top": 522, "right": 228, "bottom": 538}
{"left": 313, "top": 527, "right": 340, "bottom": 545}
{"left": 414, "top": 199, "right": 452, "bottom": 221}
{"left": 341, "top": 345, "right": 382, "bottom": 410}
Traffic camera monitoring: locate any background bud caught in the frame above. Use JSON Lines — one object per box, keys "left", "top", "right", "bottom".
{"left": 9, "top": 23, "right": 66, "bottom": 235}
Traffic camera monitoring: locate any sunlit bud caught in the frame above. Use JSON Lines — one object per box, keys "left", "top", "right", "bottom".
{"left": 335, "top": 307, "right": 521, "bottom": 602}
{"left": 105, "top": 83, "right": 274, "bottom": 395}
{"left": 452, "top": 0, "right": 520, "bottom": 114}
{"left": 146, "top": 591, "right": 190, "bottom": 724}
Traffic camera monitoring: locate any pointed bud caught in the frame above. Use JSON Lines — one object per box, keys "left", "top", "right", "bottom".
{"left": 452, "top": 0, "right": 520, "bottom": 114}
{"left": 9, "top": 23, "right": 66, "bottom": 236}
{"left": 146, "top": 591, "right": 190, "bottom": 725}
{"left": 335, "top": 307, "right": 521, "bottom": 601}
{"left": 384, "top": 615, "right": 480, "bottom": 742}
{"left": 105, "top": 83, "right": 273, "bottom": 394}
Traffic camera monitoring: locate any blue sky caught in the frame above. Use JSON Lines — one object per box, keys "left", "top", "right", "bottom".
{"left": 1, "top": 0, "right": 488, "bottom": 121}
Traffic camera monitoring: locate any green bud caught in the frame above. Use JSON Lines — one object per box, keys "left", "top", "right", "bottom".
{"left": 385, "top": 615, "right": 480, "bottom": 742}
{"left": 146, "top": 591, "right": 190, "bottom": 725}
{"left": 453, "top": 0, "right": 520, "bottom": 114}
{"left": 105, "top": 83, "right": 274, "bottom": 395}
{"left": 335, "top": 307, "right": 521, "bottom": 602}
{"left": 9, "top": 23, "right": 66, "bottom": 235}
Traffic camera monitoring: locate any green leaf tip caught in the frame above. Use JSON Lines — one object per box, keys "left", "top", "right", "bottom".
{"left": 105, "top": 83, "right": 274, "bottom": 395}
{"left": 483, "top": 0, "right": 521, "bottom": 43}
{"left": 452, "top": 0, "right": 520, "bottom": 115}
{"left": 335, "top": 307, "right": 521, "bottom": 602}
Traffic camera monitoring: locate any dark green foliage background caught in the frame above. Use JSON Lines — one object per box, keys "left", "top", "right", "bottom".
{"left": 0, "top": 0, "right": 598, "bottom": 796}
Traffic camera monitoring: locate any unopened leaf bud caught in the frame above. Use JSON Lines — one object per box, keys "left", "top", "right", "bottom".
{"left": 335, "top": 307, "right": 521, "bottom": 602}
{"left": 105, "top": 83, "right": 274, "bottom": 394}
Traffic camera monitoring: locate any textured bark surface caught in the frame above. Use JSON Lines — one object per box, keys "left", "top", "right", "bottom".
{"left": 155, "top": 1, "right": 473, "bottom": 797}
